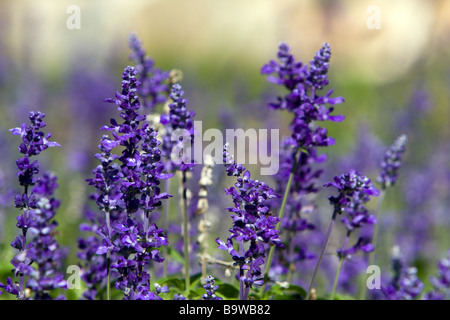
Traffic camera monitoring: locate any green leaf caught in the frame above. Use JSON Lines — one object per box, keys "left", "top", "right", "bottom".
{"left": 190, "top": 272, "right": 203, "bottom": 288}
{"left": 299, "top": 148, "right": 310, "bottom": 156}
{"left": 263, "top": 283, "right": 307, "bottom": 300}
{"left": 272, "top": 294, "right": 300, "bottom": 300}
{"left": 216, "top": 283, "right": 239, "bottom": 299}
{"left": 287, "top": 284, "right": 307, "bottom": 297}
{"left": 158, "top": 276, "right": 185, "bottom": 291}
{"left": 187, "top": 288, "right": 205, "bottom": 300}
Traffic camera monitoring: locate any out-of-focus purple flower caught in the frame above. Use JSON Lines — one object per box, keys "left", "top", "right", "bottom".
{"left": 336, "top": 124, "right": 385, "bottom": 176}
{"left": 216, "top": 144, "right": 283, "bottom": 299}
{"left": 381, "top": 267, "right": 424, "bottom": 300}
{"left": 202, "top": 275, "right": 222, "bottom": 300}
{"left": 269, "top": 138, "right": 321, "bottom": 281}
{"left": 377, "top": 134, "right": 408, "bottom": 190}
{"left": 337, "top": 237, "right": 374, "bottom": 258}
{"left": 381, "top": 247, "right": 424, "bottom": 300}
{"left": 395, "top": 83, "right": 433, "bottom": 133}
{"left": 160, "top": 83, "right": 196, "bottom": 172}
{"left": 274, "top": 138, "right": 326, "bottom": 205}
{"left": 423, "top": 251, "right": 450, "bottom": 300}
{"left": 128, "top": 33, "right": 170, "bottom": 110}
{"left": 158, "top": 82, "right": 198, "bottom": 283}
{"left": 0, "top": 159, "right": 14, "bottom": 243}
{"left": 394, "top": 142, "right": 449, "bottom": 265}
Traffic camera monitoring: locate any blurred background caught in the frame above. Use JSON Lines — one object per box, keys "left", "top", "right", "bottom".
{"left": 0, "top": 0, "right": 449, "bottom": 299}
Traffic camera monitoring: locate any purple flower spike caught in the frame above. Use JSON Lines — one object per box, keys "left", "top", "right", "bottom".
{"left": 423, "top": 251, "right": 450, "bottom": 300}
{"left": 261, "top": 42, "right": 344, "bottom": 150}
{"left": 377, "top": 134, "right": 408, "bottom": 190}
{"left": 1, "top": 112, "right": 66, "bottom": 300}
{"left": 80, "top": 66, "right": 172, "bottom": 300}
{"left": 306, "top": 42, "right": 331, "bottom": 90}
{"left": 202, "top": 275, "right": 222, "bottom": 300}
{"left": 382, "top": 247, "right": 424, "bottom": 300}
{"left": 128, "top": 33, "right": 170, "bottom": 110}
{"left": 216, "top": 144, "right": 283, "bottom": 299}
{"left": 325, "top": 169, "right": 380, "bottom": 213}
{"left": 262, "top": 43, "right": 345, "bottom": 283}
{"left": 325, "top": 170, "right": 379, "bottom": 258}
{"left": 160, "top": 83, "right": 196, "bottom": 172}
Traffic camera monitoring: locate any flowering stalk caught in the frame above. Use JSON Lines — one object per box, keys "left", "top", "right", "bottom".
{"left": 260, "top": 147, "right": 298, "bottom": 297}
{"left": 181, "top": 170, "right": 190, "bottom": 294}
{"left": 86, "top": 134, "right": 122, "bottom": 299}
{"left": 197, "top": 155, "right": 214, "bottom": 279}
{"left": 423, "top": 250, "right": 450, "bottom": 300}
{"left": 307, "top": 170, "right": 379, "bottom": 299}
{"left": 202, "top": 275, "right": 223, "bottom": 300}
{"left": 0, "top": 111, "right": 66, "bottom": 300}
{"left": 377, "top": 134, "right": 408, "bottom": 190}
{"left": 260, "top": 42, "right": 344, "bottom": 293}
{"left": 305, "top": 208, "right": 337, "bottom": 300}
{"left": 160, "top": 83, "right": 196, "bottom": 294}
{"left": 330, "top": 246, "right": 345, "bottom": 299}
{"left": 84, "top": 66, "right": 172, "bottom": 300}
{"left": 128, "top": 33, "right": 170, "bottom": 110}
{"left": 360, "top": 134, "right": 408, "bottom": 299}
{"left": 128, "top": 35, "right": 178, "bottom": 280}
{"left": 162, "top": 178, "right": 171, "bottom": 278}
{"left": 370, "top": 134, "right": 408, "bottom": 252}
{"left": 381, "top": 246, "right": 424, "bottom": 300}
{"left": 217, "top": 143, "right": 283, "bottom": 300}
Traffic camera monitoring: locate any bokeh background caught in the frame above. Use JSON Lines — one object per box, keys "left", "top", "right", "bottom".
{"left": 0, "top": 0, "right": 449, "bottom": 299}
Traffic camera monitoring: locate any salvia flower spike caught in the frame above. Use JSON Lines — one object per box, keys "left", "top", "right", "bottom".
{"left": 217, "top": 143, "right": 283, "bottom": 300}
{"left": 377, "top": 134, "right": 408, "bottom": 190}
{"left": 1, "top": 111, "right": 66, "bottom": 300}
{"left": 83, "top": 66, "right": 173, "bottom": 300}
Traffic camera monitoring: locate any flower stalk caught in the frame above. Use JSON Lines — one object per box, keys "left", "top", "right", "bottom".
{"left": 260, "top": 147, "right": 298, "bottom": 298}
{"left": 181, "top": 170, "right": 190, "bottom": 296}
{"left": 306, "top": 208, "right": 338, "bottom": 300}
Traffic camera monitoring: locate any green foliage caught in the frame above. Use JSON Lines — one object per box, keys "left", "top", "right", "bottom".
{"left": 262, "top": 283, "right": 307, "bottom": 300}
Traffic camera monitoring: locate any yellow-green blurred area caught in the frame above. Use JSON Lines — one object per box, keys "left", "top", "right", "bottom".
{"left": 0, "top": 0, "right": 449, "bottom": 299}
{"left": 1, "top": 0, "right": 448, "bottom": 144}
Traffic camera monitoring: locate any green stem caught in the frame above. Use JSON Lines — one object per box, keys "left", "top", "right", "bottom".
{"left": 105, "top": 210, "right": 111, "bottom": 300}
{"left": 239, "top": 241, "right": 245, "bottom": 300}
{"left": 369, "top": 189, "right": 386, "bottom": 263}
{"left": 330, "top": 231, "right": 349, "bottom": 300}
{"left": 18, "top": 185, "right": 30, "bottom": 300}
{"left": 181, "top": 171, "right": 190, "bottom": 296}
{"left": 19, "top": 273, "right": 24, "bottom": 300}
{"left": 260, "top": 149, "right": 299, "bottom": 299}
{"left": 287, "top": 231, "right": 296, "bottom": 283}
{"left": 163, "top": 179, "right": 171, "bottom": 278}
{"left": 358, "top": 189, "right": 386, "bottom": 300}
{"left": 305, "top": 208, "right": 338, "bottom": 300}
{"left": 330, "top": 257, "right": 343, "bottom": 300}
{"left": 106, "top": 252, "right": 111, "bottom": 300}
